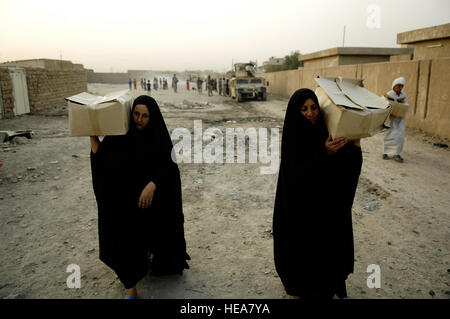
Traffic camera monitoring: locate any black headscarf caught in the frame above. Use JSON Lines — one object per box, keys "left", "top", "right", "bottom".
{"left": 279, "top": 88, "right": 329, "bottom": 163}
{"left": 273, "top": 88, "right": 342, "bottom": 298}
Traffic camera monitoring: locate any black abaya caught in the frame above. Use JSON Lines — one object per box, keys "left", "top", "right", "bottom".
{"left": 90, "top": 95, "right": 190, "bottom": 289}
{"left": 273, "top": 88, "right": 362, "bottom": 299}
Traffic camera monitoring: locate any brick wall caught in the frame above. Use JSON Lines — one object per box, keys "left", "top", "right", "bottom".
{"left": 0, "top": 68, "right": 15, "bottom": 118}
{"left": 25, "top": 68, "right": 87, "bottom": 113}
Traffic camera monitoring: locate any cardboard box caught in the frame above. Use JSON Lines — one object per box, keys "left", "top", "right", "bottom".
{"left": 66, "top": 90, "right": 132, "bottom": 136}
{"left": 384, "top": 94, "right": 409, "bottom": 118}
{"left": 315, "top": 76, "right": 392, "bottom": 139}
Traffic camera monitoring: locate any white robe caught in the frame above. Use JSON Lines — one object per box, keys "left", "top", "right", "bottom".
{"left": 383, "top": 90, "right": 408, "bottom": 155}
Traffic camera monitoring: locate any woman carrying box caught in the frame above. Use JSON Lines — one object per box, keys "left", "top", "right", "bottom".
{"left": 89, "top": 95, "right": 190, "bottom": 299}
{"left": 383, "top": 77, "right": 409, "bottom": 162}
{"left": 273, "top": 88, "right": 362, "bottom": 300}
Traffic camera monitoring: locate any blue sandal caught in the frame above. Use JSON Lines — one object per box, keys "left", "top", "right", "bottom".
{"left": 124, "top": 295, "right": 136, "bottom": 299}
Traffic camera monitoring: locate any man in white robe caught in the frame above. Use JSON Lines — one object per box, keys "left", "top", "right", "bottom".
{"left": 383, "top": 77, "right": 408, "bottom": 162}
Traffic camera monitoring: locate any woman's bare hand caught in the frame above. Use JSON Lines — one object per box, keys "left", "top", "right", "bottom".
{"left": 90, "top": 136, "right": 100, "bottom": 154}
{"left": 353, "top": 139, "right": 361, "bottom": 147}
{"left": 139, "top": 181, "right": 156, "bottom": 209}
{"left": 325, "top": 134, "right": 348, "bottom": 155}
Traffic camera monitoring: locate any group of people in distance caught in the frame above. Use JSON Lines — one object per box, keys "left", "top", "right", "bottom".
{"left": 129, "top": 75, "right": 180, "bottom": 94}
{"left": 191, "top": 75, "right": 229, "bottom": 96}
{"left": 89, "top": 76, "right": 408, "bottom": 299}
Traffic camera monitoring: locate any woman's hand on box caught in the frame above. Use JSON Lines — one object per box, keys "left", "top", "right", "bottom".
{"left": 325, "top": 134, "right": 348, "bottom": 155}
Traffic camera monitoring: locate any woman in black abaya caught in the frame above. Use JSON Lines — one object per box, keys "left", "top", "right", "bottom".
{"left": 90, "top": 95, "right": 190, "bottom": 299}
{"left": 273, "top": 88, "right": 362, "bottom": 299}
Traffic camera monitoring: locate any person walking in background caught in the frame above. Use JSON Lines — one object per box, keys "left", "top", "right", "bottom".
{"left": 383, "top": 77, "right": 408, "bottom": 163}
{"left": 153, "top": 77, "right": 158, "bottom": 90}
{"left": 159, "top": 78, "right": 162, "bottom": 88}
{"left": 218, "top": 78, "right": 222, "bottom": 95}
{"left": 186, "top": 79, "right": 190, "bottom": 91}
{"left": 225, "top": 78, "right": 230, "bottom": 96}
{"left": 207, "top": 75, "right": 212, "bottom": 96}
{"left": 172, "top": 74, "right": 179, "bottom": 93}
{"left": 147, "top": 80, "right": 151, "bottom": 94}
{"left": 133, "top": 78, "right": 137, "bottom": 90}
{"left": 128, "top": 78, "right": 132, "bottom": 90}
{"left": 197, "top": 77, "right": 202, "bottom": 94}
{"left": 222, "top": 78, "right": 227, "bottom": 96}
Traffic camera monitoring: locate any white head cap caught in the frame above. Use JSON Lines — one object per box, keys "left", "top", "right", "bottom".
{"left": 392, "top": 77, "right": 406, "bottom": 89}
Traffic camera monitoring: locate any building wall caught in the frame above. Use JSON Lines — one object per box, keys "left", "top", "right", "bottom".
{"left": 25, "top": 68, "right": 87, "bottom": 113}
{"left": 412, "top": 38, "right": 450, "bottom": 60}
{"left": 303, "top": 56, "right": 340, "bottom": 68}
{"left": 390, "top": 54, "right": 413, "bottom": 62}
{"left": 266, "top": 69, "right": 300, "bottom": 98}
{"left": 339, "top": 55, "right": 390, "bottom": 65}
{"left": 426, "top": 58, "right": 450, "bottom": 136}
{"left": 87, "top": 71, "right": 129, "bottom": 84}
{"left": 0, "top": 68, "right": 15, "bottom": 118}
{"left": 0, "top": 60, "right": 46, "bottom": 69}
{"left": 397, "top": 23, "right": 450, "bottom": 45}
{"left": 42, "top": 60, "right": 73, "bottom": 70}
{"left": 264, "top": 57, "right": 450, "bottom": 139}
{"left": 0, "top": 59, "right": 74, "bottom": 71}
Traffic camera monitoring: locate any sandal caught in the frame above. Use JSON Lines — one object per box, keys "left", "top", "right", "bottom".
{"left": 124, "top": 295, "right": 137, "bottom": 299}
{"left": 382, "top": 154, "right": 389, "bottom": 160}
{"left": 393, "top": 155, "right": 404, "bottom": 163}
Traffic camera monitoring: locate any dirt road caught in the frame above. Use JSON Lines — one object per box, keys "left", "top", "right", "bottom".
{"left": 0, "top": 84, "right": 449, "bottom": 299}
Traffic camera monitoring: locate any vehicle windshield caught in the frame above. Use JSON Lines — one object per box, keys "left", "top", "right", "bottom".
{"left": 250, "top": 79, "right": 262, "bottom": 84}
{"left": 237, "top": 79, "right": 248, "bottom": 84}
{"left": 236, "top": 64, "right": 256, "bottom": 73}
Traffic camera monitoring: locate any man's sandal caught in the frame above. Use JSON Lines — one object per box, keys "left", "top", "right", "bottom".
{"left": 393, "top": 155, "right": 404, "bottom": 163}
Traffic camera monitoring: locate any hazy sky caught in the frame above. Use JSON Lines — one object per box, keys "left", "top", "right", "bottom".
{"left": 1, "top": 0, "right": 449, "bottom": 72}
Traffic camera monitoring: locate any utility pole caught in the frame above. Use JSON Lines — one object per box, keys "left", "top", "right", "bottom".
{"left": 342, "top": 25, "right": 346, "bottom": 47}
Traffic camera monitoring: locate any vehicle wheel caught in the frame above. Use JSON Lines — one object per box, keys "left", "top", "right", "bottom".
{"left": 237, "top": 93, "right": 243, "bottom": 102}
{"left": 262, "top": 92, "right": 267, "bottom": 101}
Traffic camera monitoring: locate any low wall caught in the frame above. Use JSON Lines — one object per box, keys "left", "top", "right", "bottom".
{"left": 263, "top": 57, "right": 450, "bottom": 139}
{"left": 87, "top": 71, "right": 129, "bottom": 84}
{"left": 413, "top": 39, "right": 450, "bottom": 60}
{"left": 26, "top": 68, "right": 87, "bottom": 113}
{"left": 0, "top": 68, "right": 15, "bottom": 118}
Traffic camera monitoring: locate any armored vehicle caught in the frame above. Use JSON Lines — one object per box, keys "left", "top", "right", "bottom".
{"left": 229, "top": 62, "right": 267, "bottom": 102}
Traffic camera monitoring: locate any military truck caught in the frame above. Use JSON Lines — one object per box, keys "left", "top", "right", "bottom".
{"left": 229, "top": 62, "right": 267, "bottom": 102}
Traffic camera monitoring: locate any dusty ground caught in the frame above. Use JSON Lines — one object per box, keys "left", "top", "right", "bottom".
{"left": 0, "top": 83, "right": 449, "bottom": 299}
